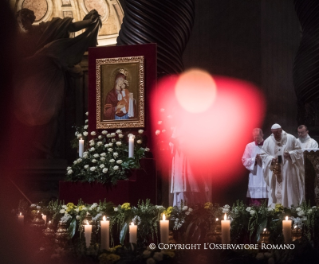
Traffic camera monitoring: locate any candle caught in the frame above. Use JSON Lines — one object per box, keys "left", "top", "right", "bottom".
{"left": 42, "top": 214, "right": 47, "bottom": 225}
{"left": 221, "top": 214, "right": 230, "bottom": 244}
{"left": 128, "top": 135, "right": 135, "bottom": 158}
{"left": 129, "top": 222, "right": 137, "bottom": 244}
{"left": 84, "top": 220, "right": 92, "bottom": 248}
{"left": 17, "top": 212, "right": 24, "bottom": 225}
{"left": 160, "top": 214, "right": 169, "bottom": 244}
{"left": 100, "top": 216, "right": 110, "bottom": 250}
{"left": 79, "top": 138, "right": 84, "bottom": 158}
{"left": 282, "top": 216, "right": 292, "bottom": 243}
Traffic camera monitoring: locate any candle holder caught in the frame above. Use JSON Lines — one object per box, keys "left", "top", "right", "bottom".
{"left": 292, "top": 227, "right": 302, "bottom": 241}
{"left": 55, "top": 221, "right": 70, "bottom": 246}
{"left": 258, "top": 228, "right": 270, "bottom": 244}
{"left": 30, "top": 211, "right": 45, "bottom": 228}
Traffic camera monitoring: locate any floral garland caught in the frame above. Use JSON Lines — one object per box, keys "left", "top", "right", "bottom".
{"left": 66, "top": 112, "right": 150, "bottom": 185}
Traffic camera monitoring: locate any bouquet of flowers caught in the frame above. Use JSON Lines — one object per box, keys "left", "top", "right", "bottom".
{"left": 67, "top": 113, "right": 150, "bottom": 185}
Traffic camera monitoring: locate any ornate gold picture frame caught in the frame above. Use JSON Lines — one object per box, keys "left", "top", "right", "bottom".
{"left": 95, "top": 56, "right": 144, "bottom": 129}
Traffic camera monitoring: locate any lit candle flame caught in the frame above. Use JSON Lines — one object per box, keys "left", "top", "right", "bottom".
{"left": 103, "top": 216, "right": 106, "bottom": 221}
{"left": 49, "top": 221, "right": 51, "bottom": 224}
{"left": 224, "top": 214, "right": 227, "bottom": 220}
{"left": 19, "top": 212, "right": 22, "bottom": 216}
{"left": 294, "top": 225, "right": 297, "bottom": 229}
{"left": 131, "top": 222, "right": 134, "bottom": 226}
{"left": 263, "top": 228, "right": 267, "bottom": 232}
{"left": 285, "top": 216, "right": 288, "bottom": 221}
{"left": 163, "top": 214, "right": 166, "bottom": 221}
{"left": 216, "top": 218, "right": 219, "bottom": 221}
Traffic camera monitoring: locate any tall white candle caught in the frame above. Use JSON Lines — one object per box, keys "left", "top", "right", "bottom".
{"left": 129, "top": 222, "right": 137, "bottom": 244}
{"left": 17, "top": 212, "right": 24, "bottom": 225}
{"left": 79, "top": 138, "right": 84, "bottom": 158}
{"left": 42, "top": 214, "right": 47, "bottom": 225}
{"left": 282, "top": 216, "right": 292, "bottom": 243}
{"left": 160, "top": 214, "right": 169, "bottom": 244}
{"left": 128, "top": 135, "right": 135, "bottom": 158}
{"left": 100, "top": 216, "right": 110, "bottom": 250}
{"left": 221, "top": 214, "right": 230, "bottom": 244}
{"left": 84, "top": 220, "right": 92, "bottom": 248}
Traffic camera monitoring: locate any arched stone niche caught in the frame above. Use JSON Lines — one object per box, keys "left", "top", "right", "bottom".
{"left": 12, "top": 0, "right": 123, "bottom": 46}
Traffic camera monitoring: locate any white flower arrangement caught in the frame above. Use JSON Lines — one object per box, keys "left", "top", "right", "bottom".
{"left": 67, "top": 120, "right": 150, "bottom": 184}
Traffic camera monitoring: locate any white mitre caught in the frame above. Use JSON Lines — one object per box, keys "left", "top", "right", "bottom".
{"left": 271, "top": 123, "right": 281, "bottom": 129}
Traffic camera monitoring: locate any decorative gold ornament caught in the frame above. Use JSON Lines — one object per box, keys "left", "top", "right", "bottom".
{"left": 258, "top": 228, "right": 270, "bottom": 244}
{"left": 55, "top": 221, "right": 70, "bottom": 245}
{"left": 30, "top": 211, "right": 45, "bottom": 228}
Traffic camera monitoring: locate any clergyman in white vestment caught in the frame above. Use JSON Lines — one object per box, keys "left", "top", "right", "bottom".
{"left": 260, "top": 124, "right": 305, "bottom": 208}
{"left": 242, "top": 128, "right": 268, "bottom": 206}
{"left": 296, "top": 125, "right": 318, "bottom": 149}
{"left": 170, "top": 126, "right": 211, "bottom": 206}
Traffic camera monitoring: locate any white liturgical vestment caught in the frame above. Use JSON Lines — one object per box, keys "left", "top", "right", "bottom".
{"left": 260, "top": 131, "right": 305, "bottom": 208}
{"left": 296, "top": 135, "right": 318, "bottom": 149}
{"left": 242, "top": 142, "right": 268, "bottom": 198}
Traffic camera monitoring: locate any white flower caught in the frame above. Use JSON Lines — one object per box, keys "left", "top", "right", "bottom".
{"left": 116, "top": 129, "right": 122, "bottom": 134}
{"left": 307, "top": 209, "right": 313, "bottom": 214}
{"left": 104, "top": 144, "right": 109, "bottom": 148}
{"left": 312, "top": 206, "right": 317, "bottom": 209}
{"left": 92, "top": 159, "right": 97, "bottom": 163}
{"left": 111, "top": 133, "right": 116, "bottom": 137}
{"left": 145, "top": 148, "right": 150, "bottom": 151}
{"left": 160, "top": 108, "right": 165, "bottom": 112}
{"left": 137, "top": 140, "right": 142, "bottom": 144}
{"left": 98, "top": 135, "right": 102, "bottom": 139}
{"left": 93, "top": 154, "right": 99, "bottom": 158}
{"left": 267, "top": 207, "right": 274, "bottom": 211}
{"left": 155, "top": 205, "right": 165, "bottom": 210}
{"left": 60, "top": 209, "right": 65, "bottom": 214}
{"left": 246, "top": 207, "right": 252, "bottom": 212}
{"left": 113, "top": 165, "right": 119, "bottom": 170}
{"left": 67, "top": 169, "right": 73, "bottom": 175}
{"left": 67, "top": 166, "right": 71, "bottom": 170}
{"left": 100, "top": 157, "right": 105, "bottom": 161}
{"left": 297, "top": 210, "right": 305, "bottom": 217}
{"left": 83, "top": 131, "right": 88, "bottom": 136}
{"left": 36, "top": 206, "right": 41, "bottom": 210}
{"left": 108, "top": 148, "right": 113, "bottom": 152}
{"left": 74, "top": 208, "right": 79, "bottom": 213}
{"left": 116, "top": 141, "right": 122, "bottom": 146}
{"left": 30, "top": 204, "right": 36, "bottom": 208}
{"left": 138, "top": 129, "right": 144, "bottom": 134}
{"left": 93, "top": 213, "right": 103, "bottom": 221}
{"left": 222, "top": 208, "right": 230, "bottom": 214}
{"left": 116, "top": 160, "right": 123, "bottom": 164}
{"left": 250, "top": 210, "right": 256, "bottom": 215}
{"left": 158, "top": 121, "right": 162, "bottom": 125}
{"left": 110, "top": 159, "right": 115, "bottom": 163}
{"left": 85, "top": 112, "right": 88, "bottom": 116}
{"left": 100, "top": 164, "right": 105, "bottom": 168}
{"left": 89, "top": 142, "right": 94, "bottom": 147}
{"left": 224, "top": 204, "right": 230, "bottom": 209}
{"left": 103, "top": 168, "right": 108, "bottom": 173}
{"left": 113, "top": 152, "right": 119, "bottom": 158}
{"left": 89, "top": 147, "right": 95, "bottom": 152}
{"left": 119, "top": 134, "right": 124, "bottom": 138}
{"left": 146, "top": 258, "right": 156, "bottom": 264}
{"left": 100, "top": 153, "right": 106, "bottom": 157}
{"left": 73, "top": 160, "right": 78, "bottom": 165}
{"left": 77, "top": 133, "right": 82, "bottom": 139}
{"left": 83, "top": 153, "right": 88, "bottom": 158}
{"left": 84, "top": 165, "right": 89, "bottom": 169}
{"left": 296, "top": 207, "right": 302, "bottom": 212}
{"left": 90, "top": 167, "right": 96, "bottom": 171}
{"left": 90, "top": 203, "right": 98, "bottom": 210}
{"left": 61, "top": 214, "right": 72, "bottom": 223}
{"left": 114, "top": 207, "right": 118, "bottom": 212}
{"left": 102, "top": 130, "right": 107, "bottom": 135}
{"left": 107, "top": 134, "right": 111, "bottom": 138}
{"left": 132, "top": 215, "right": 141, "bottom": 225}
{"left": 84, "top": 125, "right": 88, "bottom": 130}
{"left": 109, "top": 143, "right": 113, "bottom": 147}
{"left": 75, "top": 131, "right": 79, "bottom": 136}
{"left": 76, "top": 215, "right": 80, "bottom": 220}
{"left": 85, "top": 119, "right": 88, "bottom": 123}
{"left": 143, "top": 250, "right": 151, "bottom": 258}
{"left": 155, "top": 130, "right": 160, "bottom": 135}
{"left": 89, "top": 139, "right": 94, "bottom": 144}
{"left": 182, "top": 206, "right": 188, "bottom": 211}
{"left": 188, "top": 208, "right": 193, "bottom": 212}
{"left": 77, "top": 158, "right": 82, "bottom": 163}
{"left": 62, "top": 205, "right": 67, "bottom": 209}
{"left": 153, "top": 252, "right": 163, "bottom": 262}
{"left": 90, "top": 131, "right": 96, "bottom": 136}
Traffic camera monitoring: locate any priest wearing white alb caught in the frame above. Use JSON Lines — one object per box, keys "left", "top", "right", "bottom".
{"left": 297, "top": 125, "right": 318, "bottom": 149}
{"left": 260, "top": 124, "right": 304, "bottom": 208}
{"left": 242, "top": 128, "right": 268, "bottom": 206}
